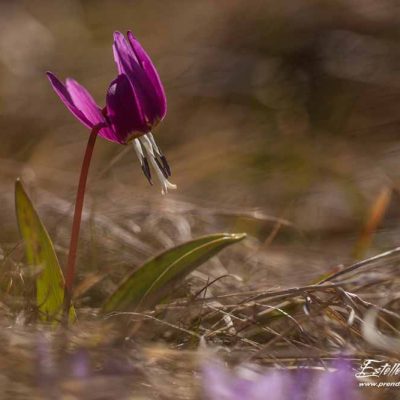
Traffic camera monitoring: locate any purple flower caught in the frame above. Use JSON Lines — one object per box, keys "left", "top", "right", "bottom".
{"left": 70, "top": 348, "right": 90, "bottom": 379}
{"left": 314, "top": 360, "right": 360, "bottom": 400}
{"left": 202, "top": 363, "right": 289, "bottom": 400}
{"left": 47, "top": 31, "right": 175, "bottom": 194}
{"left": 202, "top": 360, "right": 360, "bottom": 400}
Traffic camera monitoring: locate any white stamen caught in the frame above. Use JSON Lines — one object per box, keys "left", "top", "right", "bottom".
{"left": 148, "top": 154, "right": 177, "bottom": 195}
{"left": 139, "top": 135, "right": 177, "bottom": 195}
{"left": 132, "top": 139, "right": 145, "bottom": 164}
{"left": 146, "top": 132, "right": 161, "bottom": 156}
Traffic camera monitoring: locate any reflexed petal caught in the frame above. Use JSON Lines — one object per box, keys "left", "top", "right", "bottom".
{"left": 47, "top": 72, "right": 121, "bottom": 144}
{"left": 46, "top": 72, "right": 92, "bottom": 128}
{"left": 65, "top": 78, "right": 106, "bottom": 127}
{"left": 106, "top": 74, "right": 147, "bottom": 142}
{"left": 127, "top": 31, "right": 167, "bottom": 119}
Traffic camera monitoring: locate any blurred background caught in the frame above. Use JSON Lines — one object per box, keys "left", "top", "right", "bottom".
{"left": 1, "top": 0, "right": 400, "bottom": 287}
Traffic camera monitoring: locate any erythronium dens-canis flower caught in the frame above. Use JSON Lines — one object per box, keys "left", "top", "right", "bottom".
{"left": 46, "top": 30, "right": 175, "bottom": 319}
{"left": 47, "top": 31, "right": 175, "bottom": 194}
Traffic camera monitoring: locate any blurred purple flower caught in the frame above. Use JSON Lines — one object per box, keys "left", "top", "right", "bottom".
{"left": 47, "top": 31, "right": 175, "bottom": 194}
{"left": 202, "top": 363, "right": 289, "bottom": 400}
{"left": 202, "top": 360, "right": 360, "bottom": 400}
{"left": 70, "top": 348, "right": 90, "bottom": 379}
{"left": 314, "top": 360, "right": 360, "bottom": 400}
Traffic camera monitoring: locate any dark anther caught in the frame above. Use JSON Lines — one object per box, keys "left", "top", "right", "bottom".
{"left": 160, "top": 155, "right": 171, "bottom": 177}
{"left": 141, "top": 157, "right": 153, "bottom": 185}
{"left": 155, "top": 157, "right": 169, "bottom": 179}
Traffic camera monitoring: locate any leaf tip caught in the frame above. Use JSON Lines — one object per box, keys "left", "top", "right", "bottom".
{"left": 15, "top": 177, "right": 23, "bottom": 192}
{"left": 229, "top": 232, "right": 247, "bottom": 241}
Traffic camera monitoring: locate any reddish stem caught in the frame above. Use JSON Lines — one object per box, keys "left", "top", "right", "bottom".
{"left": 63, "top": 126, "right": 100, "bottom": 318}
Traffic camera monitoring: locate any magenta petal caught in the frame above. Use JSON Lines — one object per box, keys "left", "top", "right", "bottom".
{"left": 65, "top": 78, "right": 106, "bottom": 127}
{"left": 46, "top": 72, "right": 92, "bottom": 128}
{"left": 112, "top": 32, "right": 165, "bottom": 126}
{"left": 112, "top": 31, "right": 139, "bottom": 75}
{"left": 47, "top": 72, "right": 121, "bottom": 144}
{"left": 97, "top": 122, "right": 125, "bottom": 144}
{"left": 127, "top": 31, "right": 167, "bottom": 119}
{"left": 106, "top": 74, "right": 148, "bottom": 142}
{"left": 63, "top": 78, "right": 122, "bottom": 142}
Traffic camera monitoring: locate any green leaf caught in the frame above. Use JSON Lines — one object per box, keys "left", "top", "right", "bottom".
{"left": 15, "top": 179, "right": 75, "bottom": 323}
{"left": 102, "top": 232, "right": 246, "bottom": 313}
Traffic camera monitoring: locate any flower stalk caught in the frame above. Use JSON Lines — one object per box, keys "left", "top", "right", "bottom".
{"left": 63, "top": 125, "right": 100, "bottom": 318}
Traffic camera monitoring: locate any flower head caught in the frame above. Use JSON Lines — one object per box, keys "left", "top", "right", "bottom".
{"left": 47, "top": 31, "right": 175, "bottom": 193}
